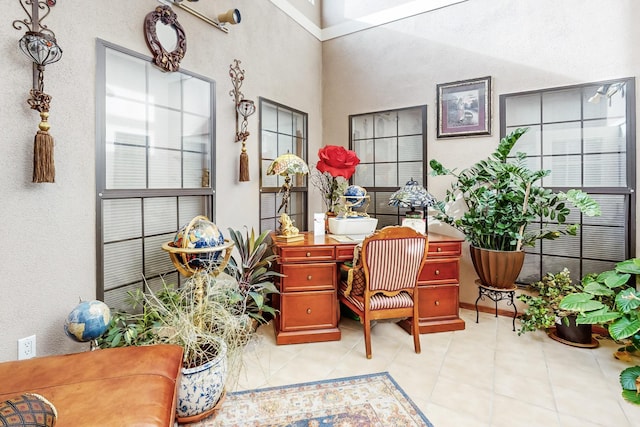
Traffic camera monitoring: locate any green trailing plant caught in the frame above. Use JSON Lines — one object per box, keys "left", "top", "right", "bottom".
{"left": 429, "top": 127, "right": 601, "bottom": 251}
{"left": 558, "top": 258, "right": 640, "bottom": 404}
{"left": 226, "top": 227, "right": 281, "bottom": 324}
{"left": 97, "top": 265, "right": 257, "bottom": 388}
{"left": 517, "top": 268, "right": 585, "bottom": 335}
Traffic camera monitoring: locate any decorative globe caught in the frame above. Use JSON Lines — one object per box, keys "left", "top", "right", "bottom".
{"left": 171, "top": 216, "right": 226, "bottom": 269}
{"left": 64, "top": 300, "right": 111, "bottom": 342}
{"left": 173, "top": 217, "right": 225, "bottom": 249}
{"left": 344, "top": 185, "right": 367, "bottom": 208}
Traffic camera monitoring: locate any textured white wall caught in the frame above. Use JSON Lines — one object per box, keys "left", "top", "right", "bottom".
{"left": 322, "top": 0, "right": 640, "bottom": 309}
{"left": 0, "top": 0, "right": 322, "bottom": 361}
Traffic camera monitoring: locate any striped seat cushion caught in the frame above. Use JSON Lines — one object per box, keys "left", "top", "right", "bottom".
{"left": 339, "top": 281, "right": 414, "bottom": 311}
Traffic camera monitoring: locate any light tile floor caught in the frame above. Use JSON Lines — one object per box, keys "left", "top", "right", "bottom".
{"left": 235, "top": 309, "right": 640, "bottom": 427}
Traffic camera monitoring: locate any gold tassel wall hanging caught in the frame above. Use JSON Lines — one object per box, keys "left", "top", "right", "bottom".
{"left": 31, "top": 96, "right": 55, "bottom": 183}
{"left": 13, "top": 0, "right": 63, "bottom": 183}
{"left": 229, "top": 59, "right": 255, "bottom": 182}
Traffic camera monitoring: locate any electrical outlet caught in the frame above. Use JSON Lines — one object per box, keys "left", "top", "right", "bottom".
{"left": 18, "top": 335, "right": 36, "bottom": 360}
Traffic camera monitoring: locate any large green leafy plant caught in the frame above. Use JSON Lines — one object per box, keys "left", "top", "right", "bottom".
{"left": 559, "top": 258, "right": 640, "bottom": 404}
{"left": 429, "top": 128, "right": 601, "bottom": 251}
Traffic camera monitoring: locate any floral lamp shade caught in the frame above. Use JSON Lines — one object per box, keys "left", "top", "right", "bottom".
{"left": 389, "top": 178, "right": 436, "bottom": 217}
{"left": 267, "top": 153, "right": 309, "bottom": 215}
{"left": 266, "top": 153, "right": 309, "bottom": 176}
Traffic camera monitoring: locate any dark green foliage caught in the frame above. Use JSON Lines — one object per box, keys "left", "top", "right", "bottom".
{"left": 430, "top": 128, "right": 601, "bottom": 251}
{"left": 226, "top": 227, "right": 281, "bottom": 324}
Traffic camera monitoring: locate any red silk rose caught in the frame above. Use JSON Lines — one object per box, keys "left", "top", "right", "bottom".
{"left": 316, "top": 145, "right": 360, "bottom": 179}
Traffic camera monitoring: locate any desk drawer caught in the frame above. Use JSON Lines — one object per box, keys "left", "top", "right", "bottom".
{"left": 428, "top": 241, "right": 461, "bottom": 258}
{"left": 420, "top": 258, "right": 459, "bottom": 283}
{"left": 336, "top": 245, "right": 357, "bottom": 261}
{"left": 281, "top": 263, "right": 336, "bottom": 292}
{"left": 278, "top": 246, "right": 335, "bottom": 263}
{"left": 418, "top": 284, "right": 459, "bottom": 319}
{"left": 279, "top": 290, "right": 337, "bottom": 331}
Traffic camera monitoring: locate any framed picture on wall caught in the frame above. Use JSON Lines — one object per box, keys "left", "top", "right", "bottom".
{"left": 437, "top": 76, "right": 491, "bottom": 138}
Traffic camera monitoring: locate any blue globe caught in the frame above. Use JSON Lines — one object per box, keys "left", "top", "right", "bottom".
{"left": 171, "top": 216, "right": 226, "bottom": 268}
{"left": 64, "top": 300, "right": 111, "bottom": 342}
{"left": 344, "top": 185, "right": 367, "bottom": 208}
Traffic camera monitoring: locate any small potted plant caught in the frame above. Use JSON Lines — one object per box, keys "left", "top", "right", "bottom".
{"left": 98, "top": 268, "right": 256, "bottom": 423}
{"left": 517, "top": 268, "right": 595, "bottom": 345}
{"left": 226, "top": 227, "right": 282, "bottom": 325}
{"left": 559, "top": 258, "right": 640, "bottom": 404}
{"left": 429, "top": 127, "right": 601, "bottom": 288}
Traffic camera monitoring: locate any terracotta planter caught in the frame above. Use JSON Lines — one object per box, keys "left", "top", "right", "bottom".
{"left": 470, "top": 246, "right": 525, "bottom": 289}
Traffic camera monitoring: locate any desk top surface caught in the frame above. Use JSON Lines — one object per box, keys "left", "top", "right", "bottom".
{"left": 272, "top": 231, "right": 463, "bottom": 248}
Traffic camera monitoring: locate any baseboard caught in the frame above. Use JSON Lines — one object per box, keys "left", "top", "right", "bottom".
{"left": 460, "top": 302, "right": 516, "bottom": 318}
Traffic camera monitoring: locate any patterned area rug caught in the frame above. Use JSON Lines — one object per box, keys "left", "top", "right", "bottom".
{"left": 187, "top": 372, "right": 433, "bottom": 427}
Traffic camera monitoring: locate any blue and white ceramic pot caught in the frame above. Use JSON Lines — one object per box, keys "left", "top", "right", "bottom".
{"left": 176, "top": 338, "right": 228, "bottom": 422}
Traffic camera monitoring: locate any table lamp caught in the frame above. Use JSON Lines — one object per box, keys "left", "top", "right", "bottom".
{"left": 267, "top": 153, "right": 309, "bottom": 240}
{"left": 388, "top": 178, "right": 436, "bottom": 233}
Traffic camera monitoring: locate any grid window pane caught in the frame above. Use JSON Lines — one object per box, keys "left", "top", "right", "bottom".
{"left": 259, "top": 99, "right": 308, "bottom": 233}
{"left": 99, "top": 43, "right": 215, "bottom": 307}
{"left": 351, "top": 106, "right": 427, "bottom": 225}
{"left": 503, "top": 78, "right": 633, "bottom": 283}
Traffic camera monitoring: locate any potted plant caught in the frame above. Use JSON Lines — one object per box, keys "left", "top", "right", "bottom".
{"left": 429, "top": 127, "right": 601, "bottom": 288}
{"left": 517, "top": 268, "right": 597, "bottom": 346}
{"left": 226, "top": 227, "right": 281, "bottom": 325}
{"left": 310, "top": 145, "right": 360, "bottom": 216}
{"left": 98, "top": 265, "right": 257, "bottom": 422}
{"left": 559, "top": 258, "right": 640, "bottom": 404}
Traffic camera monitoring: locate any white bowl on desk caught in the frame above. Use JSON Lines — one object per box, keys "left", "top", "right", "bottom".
{"left": 328, "top": 217, "right": 378, "bottom": 239}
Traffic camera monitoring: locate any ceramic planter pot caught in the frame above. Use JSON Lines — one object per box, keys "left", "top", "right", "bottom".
{"left": 556, "top": 316, "right": 593, "bottom": 345}
{"left": 176, "top": 338, "right": 228, "bottom": 423}
{"left": 470, "top": 246, "right": 525, "bottom": 289}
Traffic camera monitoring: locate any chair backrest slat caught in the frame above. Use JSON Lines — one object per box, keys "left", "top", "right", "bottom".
{"left": 364, "top": 234, "right": 427, "bottom": 292}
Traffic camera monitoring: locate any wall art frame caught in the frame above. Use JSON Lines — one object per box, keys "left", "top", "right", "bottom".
{"left": 437, "top": 76, "right": 491, "bottom": 138}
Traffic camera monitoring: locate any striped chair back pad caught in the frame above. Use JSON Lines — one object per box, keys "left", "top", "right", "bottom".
{"left": 364, "top": 237, "right": 426, "bottom": 292}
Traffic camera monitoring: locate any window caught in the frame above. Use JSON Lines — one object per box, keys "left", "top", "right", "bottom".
{"left": 349, "top": 106, "right": 427, "bottom": 227}
{"left": 259, "top": 98, "right": 308, "bottom": 233}
{"left": 96, "top": 40, "right": 216, "bottom": 310}
{"left": 501, "top": 78, "right": 635, "bottom": 283}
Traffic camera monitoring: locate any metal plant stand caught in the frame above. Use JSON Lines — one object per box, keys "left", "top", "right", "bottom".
{"left": 474, "top": 279, "right": 518, "bottom": 331}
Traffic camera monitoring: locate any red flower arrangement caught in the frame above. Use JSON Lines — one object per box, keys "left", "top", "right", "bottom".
{"left": 312, "top": 145, "right": 361, "bottom": 213}
{"left": 316, "top": 145, "right": 360, "bottom": 179}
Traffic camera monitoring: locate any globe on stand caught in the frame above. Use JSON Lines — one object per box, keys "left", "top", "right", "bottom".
{"left": 342, "top": 185, "right": 370, "bottom": 217}
{"left": 64, "top": 300, "right": 111, "bottom": 350}
{"left": 162, "top": 215, "right": 233, "bottom": 277}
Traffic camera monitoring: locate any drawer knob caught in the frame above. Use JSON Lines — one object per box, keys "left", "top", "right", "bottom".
{"left": 435, "top": 300, "right": 440, "bottom": 306}
{"left": 435, "top": 269, "right": 440, "bottom": 275}
{"left": 306, "top": 308, "right": 312, "bottom": 314}
{"left": 307, "top": 275, "right": 312, "bottom": 280}
{"left": 306, "top": 252, "right": 311, "bottom": 257}
{"left": 437, "top": 247, "right": 442, "bottom": 252}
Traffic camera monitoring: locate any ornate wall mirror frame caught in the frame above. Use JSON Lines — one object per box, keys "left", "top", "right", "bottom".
{"left": 144, "top": 5, "right": 186, "bottom": 72}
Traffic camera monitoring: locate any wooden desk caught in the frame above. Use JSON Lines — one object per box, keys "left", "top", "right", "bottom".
{"left": 399, "top": 234, "right": 466, "bottom": 334}
{"left": 271, "top": 232, "right": 465, "bottom": 345}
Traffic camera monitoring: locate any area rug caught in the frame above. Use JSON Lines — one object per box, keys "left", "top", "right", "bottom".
{"left": 187, "top": 372, "right": 433, "bottom": 426}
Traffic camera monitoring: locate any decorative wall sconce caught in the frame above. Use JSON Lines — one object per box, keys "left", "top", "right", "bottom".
{"left": 159, "top": 0, "right": 241, "bottom": 34}
{"left": 13, "top": 0, "right": 63, "bottom": 183}
{"left": 229, "top": 59, "right": 256, "bottom": 182}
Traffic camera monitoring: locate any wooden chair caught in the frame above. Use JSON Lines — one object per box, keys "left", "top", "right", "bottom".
{"left": 339, "top": 226, "right": 428, "bottom": 359}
